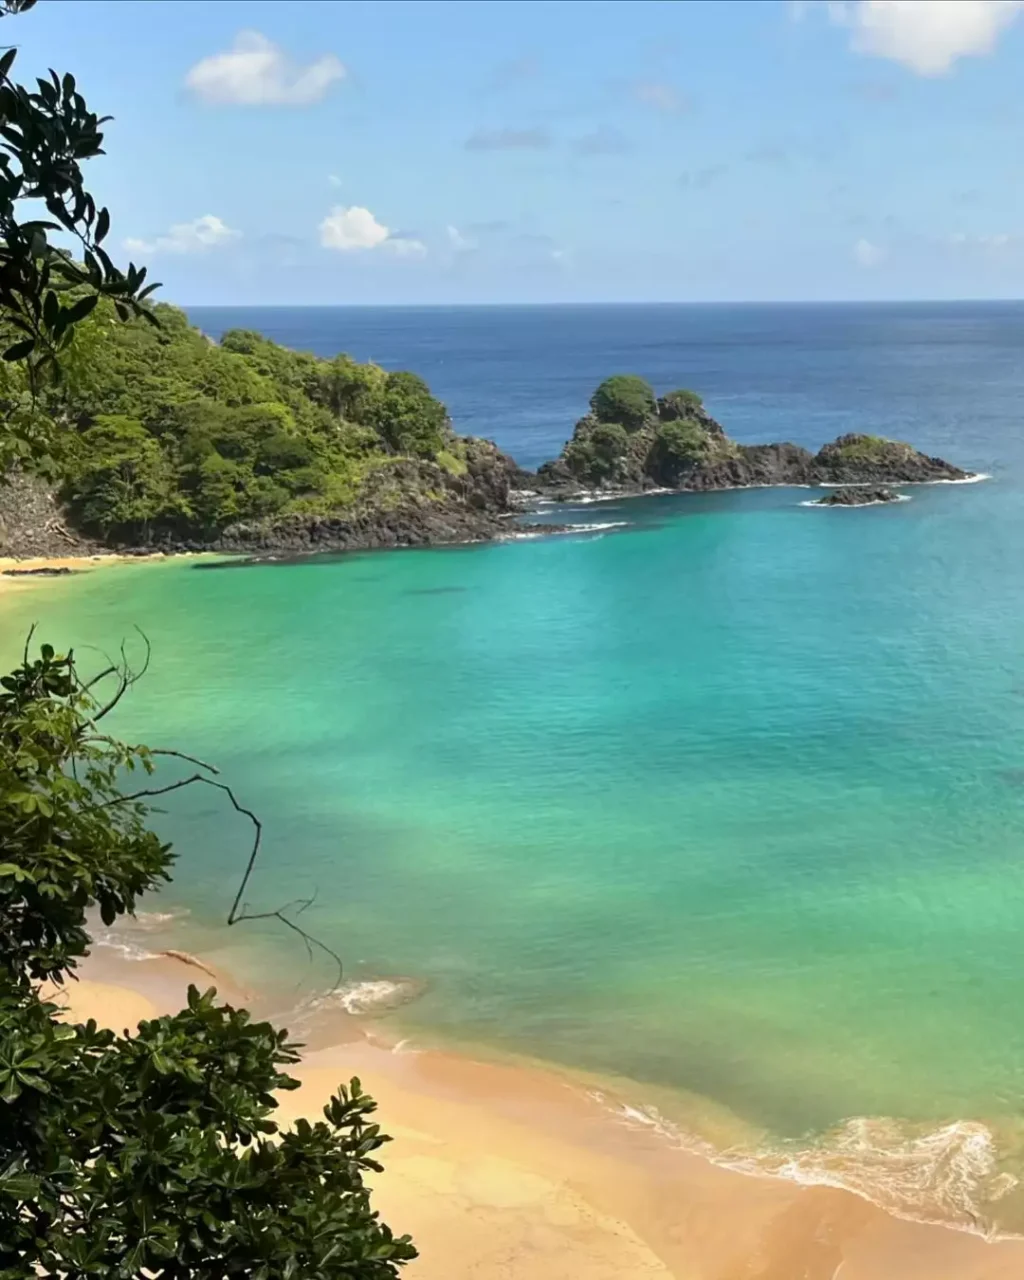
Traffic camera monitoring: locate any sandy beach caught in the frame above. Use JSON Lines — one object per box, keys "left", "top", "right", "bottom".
{"left": 0, "top": 553, "right": 158, "bottom": 592}
{"left": 50, "top": 944, "right": 1024, "bottom": 1280}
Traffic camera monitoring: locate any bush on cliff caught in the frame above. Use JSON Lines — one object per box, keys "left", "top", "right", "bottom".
{"left": 589, "top": 375, "right": 657, "bottom": 430}
{"left": 657, "top": 388, "right": 704, "bottom": 420}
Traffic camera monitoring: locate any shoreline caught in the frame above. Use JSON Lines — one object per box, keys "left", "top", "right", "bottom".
{"left": 0, "top": 550, "right": 222, "bottom": 594}
{"left": 0, "top": 470, "right": 991, "bottom": 587}
{"left": 58, "top": 939, "right": 1024, "bottom": 1279}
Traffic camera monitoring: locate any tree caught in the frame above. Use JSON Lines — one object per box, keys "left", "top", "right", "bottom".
{"left": 64, "top": 415, "right": 179, "bottom": 538}
{"left": 589, "top": 374, "right": 657, "bottom": 430}
{"left": 0, "top": 8, "right": 416, "bottom": 1275}
{"left": 0, "top": 645, "right": 416, "bottom": 1277}
{"left": 368, "top": 371, "right": 449, "bottom": 458}
{"left": 0, "top": 0, "right": 159, "bottom": 468}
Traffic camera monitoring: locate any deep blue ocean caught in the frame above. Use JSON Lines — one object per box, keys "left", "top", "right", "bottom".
{"left": 10, "top": 302, "right": 1024, "bottom": 1231}
{"left": 188, "top": 302, "right": 1022, "bottom": 475}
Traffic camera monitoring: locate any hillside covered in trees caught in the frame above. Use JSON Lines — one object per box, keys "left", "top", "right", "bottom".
{"left": 0, "top": 301, "right": 522, "bottom": 554}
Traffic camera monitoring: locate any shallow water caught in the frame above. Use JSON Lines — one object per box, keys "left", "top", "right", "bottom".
{"left": 7, "top": 302, "right": 1024, "bottom": 1230}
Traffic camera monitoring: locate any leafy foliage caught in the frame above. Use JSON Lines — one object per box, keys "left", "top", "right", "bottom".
{"left": 652, "top": 418, "right": 713, "bottom": 466}
{"left": 656, "top": 388, "right": 703, "bottom": 420}
{"left": 34, "top": 302, "right": 459, "bottom": 541}
{"left": 589, "top": 374, "right": 657, "bottom": 431}
{"left": 0, "top": 644, "right": 416, "bottom": 1277}
{"left": 562, "top": 420, "right": 632, "bottom": 484}
{"left": 0, "top": 16, "right": 413, "bottom": 1274}
{"left": 0, "top": 0, "right": 159, "bottom": 470}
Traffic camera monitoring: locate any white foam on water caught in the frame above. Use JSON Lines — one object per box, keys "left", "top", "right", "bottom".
{"left": 131, "top": 908, "right": 190, "bottom": 929}
{"left": 585, "top": 1090, "right": 1019, "bottom": 1238}
{"left": 569, "top": 521, "right": 631, "bottom": 533}
{"left": 816, "top": 473, "right": 990, "bottom": 488}
{"left": 93, "top": 935, "right": 158, "bottom": 962}
{"left": 504, "top": 521, "right": 631, "bottom": 542}
{"left": 296, "top": 976, "right": 427, "bottom": 1019}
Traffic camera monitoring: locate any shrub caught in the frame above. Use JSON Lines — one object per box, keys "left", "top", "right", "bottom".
{"left": 589, "top": 375, "right": 657, "bottom": 430}
{"left": 657, "top": 388, "right": 704, "bottom": 420}
{"left": 0, "top": 643, "right": 416, "bottom": 1278}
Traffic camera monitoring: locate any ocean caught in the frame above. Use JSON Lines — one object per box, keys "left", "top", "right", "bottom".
{"left": 8, "top": 302, "right": 1024, "bottom": 1231}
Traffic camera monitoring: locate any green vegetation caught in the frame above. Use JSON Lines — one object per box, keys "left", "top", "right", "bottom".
{"left": 0, "top": 9, "right": 413, "bottom": 1276}
{"left": 562, "top": 420, "right": 632, "bottom": 483}
{"left": 823, "top": 433, "right": 911, "bottom": 462}
{"left": 18, "top": 303, "right": 462, "bottom": 542}
{"left": 652, "top": 417, "right": 714, "bottom": 465}
{"left": 589, "top": 374, "right": 657, "bottom": 430}
{"left": 0, "top": 644, "right": 415, "bottom": 1277}
{"left": 657, "top": 388, "right": 704, "bottom": 420}
{"left": 558, "top": 376, "right": 733, "bottom": 486}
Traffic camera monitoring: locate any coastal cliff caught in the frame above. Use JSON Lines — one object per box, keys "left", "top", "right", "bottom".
{"left": 0, "top": 304, "right": 530, "bottom": 559}
{"left": 533, "top": 375, "right": 969, "bottom": 497}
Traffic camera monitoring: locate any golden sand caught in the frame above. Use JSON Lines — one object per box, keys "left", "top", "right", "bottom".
{"left": 0, "top": 552, "right": 149, "bottom": 593}
{"left": 48, "top": 946, "right": 1024, "bottom": 1280}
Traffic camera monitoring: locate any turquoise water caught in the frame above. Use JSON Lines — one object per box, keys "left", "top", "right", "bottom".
{"left": 8, "top": 303, "right": 1024, "bottom": 1226}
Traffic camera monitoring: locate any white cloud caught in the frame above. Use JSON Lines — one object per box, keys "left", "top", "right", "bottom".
{"left": 633, "top": 81, "right": 689, "bottom": 112}
{"left": 826, "top": 1, "right": 1023, "bottom": 75}
{"left": 384, "top": 236, "right": 427, "bottom": 259}
{"left": 446, "top": 225, "right": 476, "bottom": 252}
{"left": 328, "top": 174, "right": 343, "bottom": 188}
{"left": 186, "top": 31, "right": 345, "bottom": 106}
{"left": 124, "top": 214, "right": 240, "bottom": 256}
{"left": 319, "top": 205, "right": 426, "bottom": 258}
{"left": 319, "top": 206, "right": 389, "bottom": 250}
{"left": 853, "top": 237, "right": 886, "bottom": 266}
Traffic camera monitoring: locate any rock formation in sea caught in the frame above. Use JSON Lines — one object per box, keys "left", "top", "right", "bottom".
{"left": 814, "top": 486, "right": 902, "bottom": 507}
{"left": 0, "top": 360, "right": 971, "bottom": 561}
{"left": 532, "top": 376, "right": 970, "bottom": 498}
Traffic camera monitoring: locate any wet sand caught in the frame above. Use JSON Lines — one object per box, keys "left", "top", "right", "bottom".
{"left": 50, "top": 945, "right": 1024, "bottom": 1280}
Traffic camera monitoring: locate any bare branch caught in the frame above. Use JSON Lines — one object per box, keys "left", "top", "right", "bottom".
{"left": 21, "top": 621, "right": 36, "bottom": 668}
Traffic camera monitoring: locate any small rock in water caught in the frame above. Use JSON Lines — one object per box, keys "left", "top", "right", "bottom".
{"left": 814, "top": 486, "right": 901, "bottom": 507}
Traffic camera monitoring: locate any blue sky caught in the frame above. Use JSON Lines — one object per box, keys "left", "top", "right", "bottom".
{"left": 15, "top": 0, "right": 1024, "bottom": 304}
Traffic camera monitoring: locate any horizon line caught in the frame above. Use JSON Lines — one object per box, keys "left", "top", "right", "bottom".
{"left": 180, "top": 297, "right": 1024, "bottom": 310}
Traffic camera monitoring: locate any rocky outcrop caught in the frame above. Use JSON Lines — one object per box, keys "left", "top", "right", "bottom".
{"left": 216, "top": 438, "right": 541, "bottom": 555}
{"left": 815, "top": 486, "right": 901, "bottom": 507}
{"left": 0, "top": 473, "right": 103, "bottom": 559}
{"left": 534, "top": 385, "right": 971, "bottom": 498}
{"left": 813, "top": 434, "right": 965, "bottom": 484}
{"left": 0, "top": 437, "right": 541, "bottom": 559}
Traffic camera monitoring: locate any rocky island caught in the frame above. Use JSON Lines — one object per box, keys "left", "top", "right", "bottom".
{"left": 531, "top": 374, "right": 969, "bottom": 498}
{"left": 0, "top": 318, "right": 972, "bottom": 561}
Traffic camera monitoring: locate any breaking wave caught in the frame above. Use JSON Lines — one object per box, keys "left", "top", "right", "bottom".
{"left": 589, "top": 1090, "right": 1018, "bottom": 1236}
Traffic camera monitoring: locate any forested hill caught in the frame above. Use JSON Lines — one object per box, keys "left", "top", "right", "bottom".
{"left": 1, "top": 302, "right": 520, "bottom": 554}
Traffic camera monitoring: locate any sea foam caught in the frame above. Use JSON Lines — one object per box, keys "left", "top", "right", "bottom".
{"left": 587, "top": 1089, "right": 1018, "bottom": 1237}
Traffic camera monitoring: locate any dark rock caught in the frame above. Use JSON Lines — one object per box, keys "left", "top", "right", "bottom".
{"left": 814, "top": 486, "right": 902, "bottom": 507}
{"left": 2, "top": 565, "right": 79, "bottom": 577}
{"left": 813, "top": 434, "right": 967, "bottom": 484}
{"left": 531, "top": 416, "right": 971, "bottom": 500}
{"left": 0, "top": 473, "right": 103, "bottom": 559}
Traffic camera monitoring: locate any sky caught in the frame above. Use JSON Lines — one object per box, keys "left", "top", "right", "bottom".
{"left": 14, "top": 0, "right": 1024, "bottom": 304}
